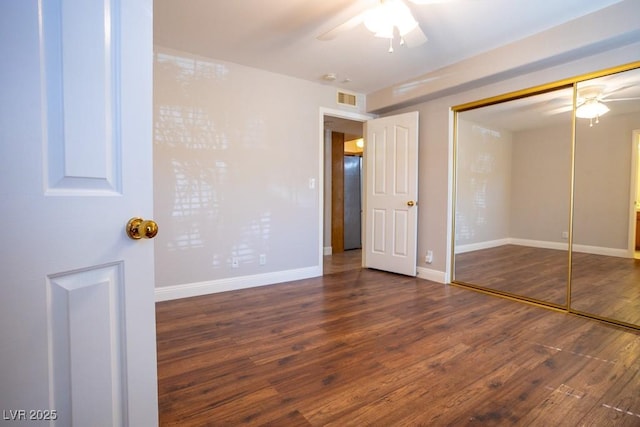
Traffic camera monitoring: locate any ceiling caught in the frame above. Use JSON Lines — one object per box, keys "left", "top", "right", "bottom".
{"left": 154, "top": 0, "right": 623, "bottom": 95}
{"left": 458, "top": 66, "right": 640, "bottom": 132}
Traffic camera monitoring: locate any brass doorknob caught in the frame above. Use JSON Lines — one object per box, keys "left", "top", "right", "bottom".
{"left": 407, "top": 200, "right": 416, "bottom": 207}
{"left": 126, "top": 217, "right": 158, "bottom": 240}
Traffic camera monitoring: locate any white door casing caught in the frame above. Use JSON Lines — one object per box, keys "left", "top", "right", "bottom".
{"left": 0, "top": 1, "right": 157, "bottom": 425}
{"left": 363, "top": 112, "right": 419, "bottom": 276}
{"left": 628, "top": 130, "right": 640, "bottom": 257}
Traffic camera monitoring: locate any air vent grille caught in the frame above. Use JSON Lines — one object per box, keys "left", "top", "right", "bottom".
{"left": 337, "top": 91, "right": 357, "bottom": 107}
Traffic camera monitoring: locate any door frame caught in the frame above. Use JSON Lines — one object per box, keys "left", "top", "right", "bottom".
{"left": 318, "top": 107, "right": 374, "bottom": 272}
{"left": 628, "top": 129, "right": 640, "bottom": 257}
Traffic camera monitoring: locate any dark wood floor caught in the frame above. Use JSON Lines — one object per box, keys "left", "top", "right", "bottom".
{"left": 454, "top": 245, "right": 569, "bottom": 306}
{"left": 571, "top": 251, "right": 640, "bottom": 326}
{"left": 156, "top": 253, "right": 640, "bottom": 426}
{"left": 454, "top": 244, "right": 640, "bottom": 325}
{"left": 322, "top": 249, "right": 362, "bottom": 274}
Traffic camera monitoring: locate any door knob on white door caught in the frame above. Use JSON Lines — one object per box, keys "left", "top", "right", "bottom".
{"left": 126, "top": 217, "right": 158, "bottom": 240}
{"left": 407, "top": 200, "right": 416, "bottom": 207}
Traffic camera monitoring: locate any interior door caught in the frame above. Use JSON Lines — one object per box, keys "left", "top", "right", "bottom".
{"left": 364, "top": 112, "right": 419, "bottom": 276}
{"left": 0, "top": 1, "right": 157, "bottom": 425}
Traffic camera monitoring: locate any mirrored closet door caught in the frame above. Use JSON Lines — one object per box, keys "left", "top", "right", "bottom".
{"left": 454, "top": 87, "right": 574, "bottom": 307}
{"left": 453, "top": 62, "right": 640, "bottom": 329}
{"left": 571, "top": 66, "right": 640, "bottom": 327}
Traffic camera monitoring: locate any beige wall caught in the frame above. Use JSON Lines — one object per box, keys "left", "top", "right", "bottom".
{"left": 154, "top": 40, "right": 640, "bottom": 297}
{"left": 153, "top": 46, "right": 361, "bottom": 297}
{"left": 456, "top": 110, "right": 640, "bottom": 254}
{"left": 573, "top": 112, "right": 640, "bottom": 250}
{"left": 510, "top": 123, "right": 573, "bottom": 244}
{"left": 455, "top": 119, "right": 512, "bottom": 247}
{"left": 384, "top": 42, "right": 640, "bottom": 276}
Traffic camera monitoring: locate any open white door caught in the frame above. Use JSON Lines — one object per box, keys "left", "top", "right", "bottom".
{"left": 363, "top": 112, "right": 419, "bottom": 276}
{"left": 0, "top": 1, "right": 157, "bottom": 425}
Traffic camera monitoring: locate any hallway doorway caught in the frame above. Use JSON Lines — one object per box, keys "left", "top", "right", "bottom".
{"left": 322, "top": 114, "right": 365, "bottom": 273}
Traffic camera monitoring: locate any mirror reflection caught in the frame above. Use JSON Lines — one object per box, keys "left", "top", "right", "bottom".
{"left": 454, "top": 88, "right": 574, "bottom": 306}
{"left": 571, "top": 67, "right": 640, "bottom": 326}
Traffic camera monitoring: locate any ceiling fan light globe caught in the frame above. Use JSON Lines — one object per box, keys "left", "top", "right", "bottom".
{"left": 575, "top": 100, "right": 610, "bottom": 119}
{"left": 363, "top": 6, "right": 386, "bottom": 34}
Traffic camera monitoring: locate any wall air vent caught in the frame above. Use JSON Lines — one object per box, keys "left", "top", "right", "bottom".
{"left": 337, "top": 91, "right": 357, "bottom": 108}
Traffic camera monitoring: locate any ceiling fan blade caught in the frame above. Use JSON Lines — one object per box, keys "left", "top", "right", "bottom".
{"left": 409, "top": 0, "right": 466, "bottom": 3}
{"left": 544, "top": 105, "right": 573, "bottom": 116}
{"left": 402, "top": 25, "right": 428, "bottom": 47}
{"left": 602, "top": 97, "right": 640, "bottom": 102}
{"left": 317, "top": 13, "right": 365, "bottom": 41}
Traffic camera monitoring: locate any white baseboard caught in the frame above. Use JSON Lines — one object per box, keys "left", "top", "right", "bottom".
{"left": 455, "top": 238, "right": 510, "bottom": 254}
{"left": 509, "top": 238, "right": 568, "bottom": 251}
{"left": 323, "top": 246, "right": 332, "bottom": 255}
{"left": 416, "top": 266, "right": 447, "bottom": 284}
{"left": 457, "top": 237, "right": 628, "bottom": 258}
{"left": 571, "top": 244, "right": 628, "bottom": 258}
{"left": 155, "top": 266, "right": 322, "bottom": 302}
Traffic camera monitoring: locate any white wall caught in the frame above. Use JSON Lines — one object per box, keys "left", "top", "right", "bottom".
{"left": 153, "top": 47, "right": 359, "bottom": 299}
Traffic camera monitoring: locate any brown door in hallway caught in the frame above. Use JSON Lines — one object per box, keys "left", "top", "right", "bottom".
{"left": 331, "top": 131, "right": 345, "bottom": 253}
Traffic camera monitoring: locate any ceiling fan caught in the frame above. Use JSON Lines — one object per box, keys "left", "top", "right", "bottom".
{"left": 546, "top": 84, "right": 640, "bottom": 127}
{"left": 317, "top": 0, "right": 443, "bottom": 53}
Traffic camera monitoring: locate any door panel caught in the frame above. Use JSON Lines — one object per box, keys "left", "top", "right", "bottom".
{"left": 42, "top": 0, "right": 121, "bottom": 193}
{"left": 364, "top": 112, "right": 419, "bottom": 276}
{"left": 48, "top": 263, "right": 127, "bottom": 424}
{"left": 0, "top": 1, "right": 157, "bottom": 425}
{"left": 393, "top": 210, "right": 409, "bottom": 256}
{"left": 372, "top": 209, "right": 387, "bottom": 253}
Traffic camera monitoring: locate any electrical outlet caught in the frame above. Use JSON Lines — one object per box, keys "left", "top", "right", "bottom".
{"left": 561, "top": 231, "right": 569, "bottom": 239}
{"left": 259, "top": 254, "right": 266, "bottom": 265}
{"left": 232, "top": 257, "right": 239, "bottom": 268}
{"left": 425, "top": 250, "right": 433, "bottom": 264}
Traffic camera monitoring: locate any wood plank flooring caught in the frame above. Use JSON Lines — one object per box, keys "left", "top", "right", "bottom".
{"left": 156, "top": 256, "right": 640, "bottom": 426}
{"left": 454, "top": 245, "right": 569, "bottom": 306}
{"left": 454, "top": 244, "right": 640, "bottom": 325}
{"left": 571, "top": 251, "right": 640, "bottom": 326}
{"left": 322, "top": 249, "right": 362, "bottom": 275}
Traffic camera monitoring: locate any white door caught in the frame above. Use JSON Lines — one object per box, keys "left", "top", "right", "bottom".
{"left": 0, "top": 1, "right": 157, "bottom": 426}
{"left": 363, "top": 112, "right": 419, "bottom": 276}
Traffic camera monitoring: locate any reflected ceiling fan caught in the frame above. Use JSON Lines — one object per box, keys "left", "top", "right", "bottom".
{"left": 317, "top": 0, "right": 445, "bottom": 52}
{"left": 547, "top": 84, "right": 640, "bottom": 127}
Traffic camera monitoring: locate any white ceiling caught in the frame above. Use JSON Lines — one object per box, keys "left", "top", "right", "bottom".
{"left": 154, "top": 0, "right": 623, "bottom": 95}
{"left": 457, "top": 66, "right": 640, "bottom": 131}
